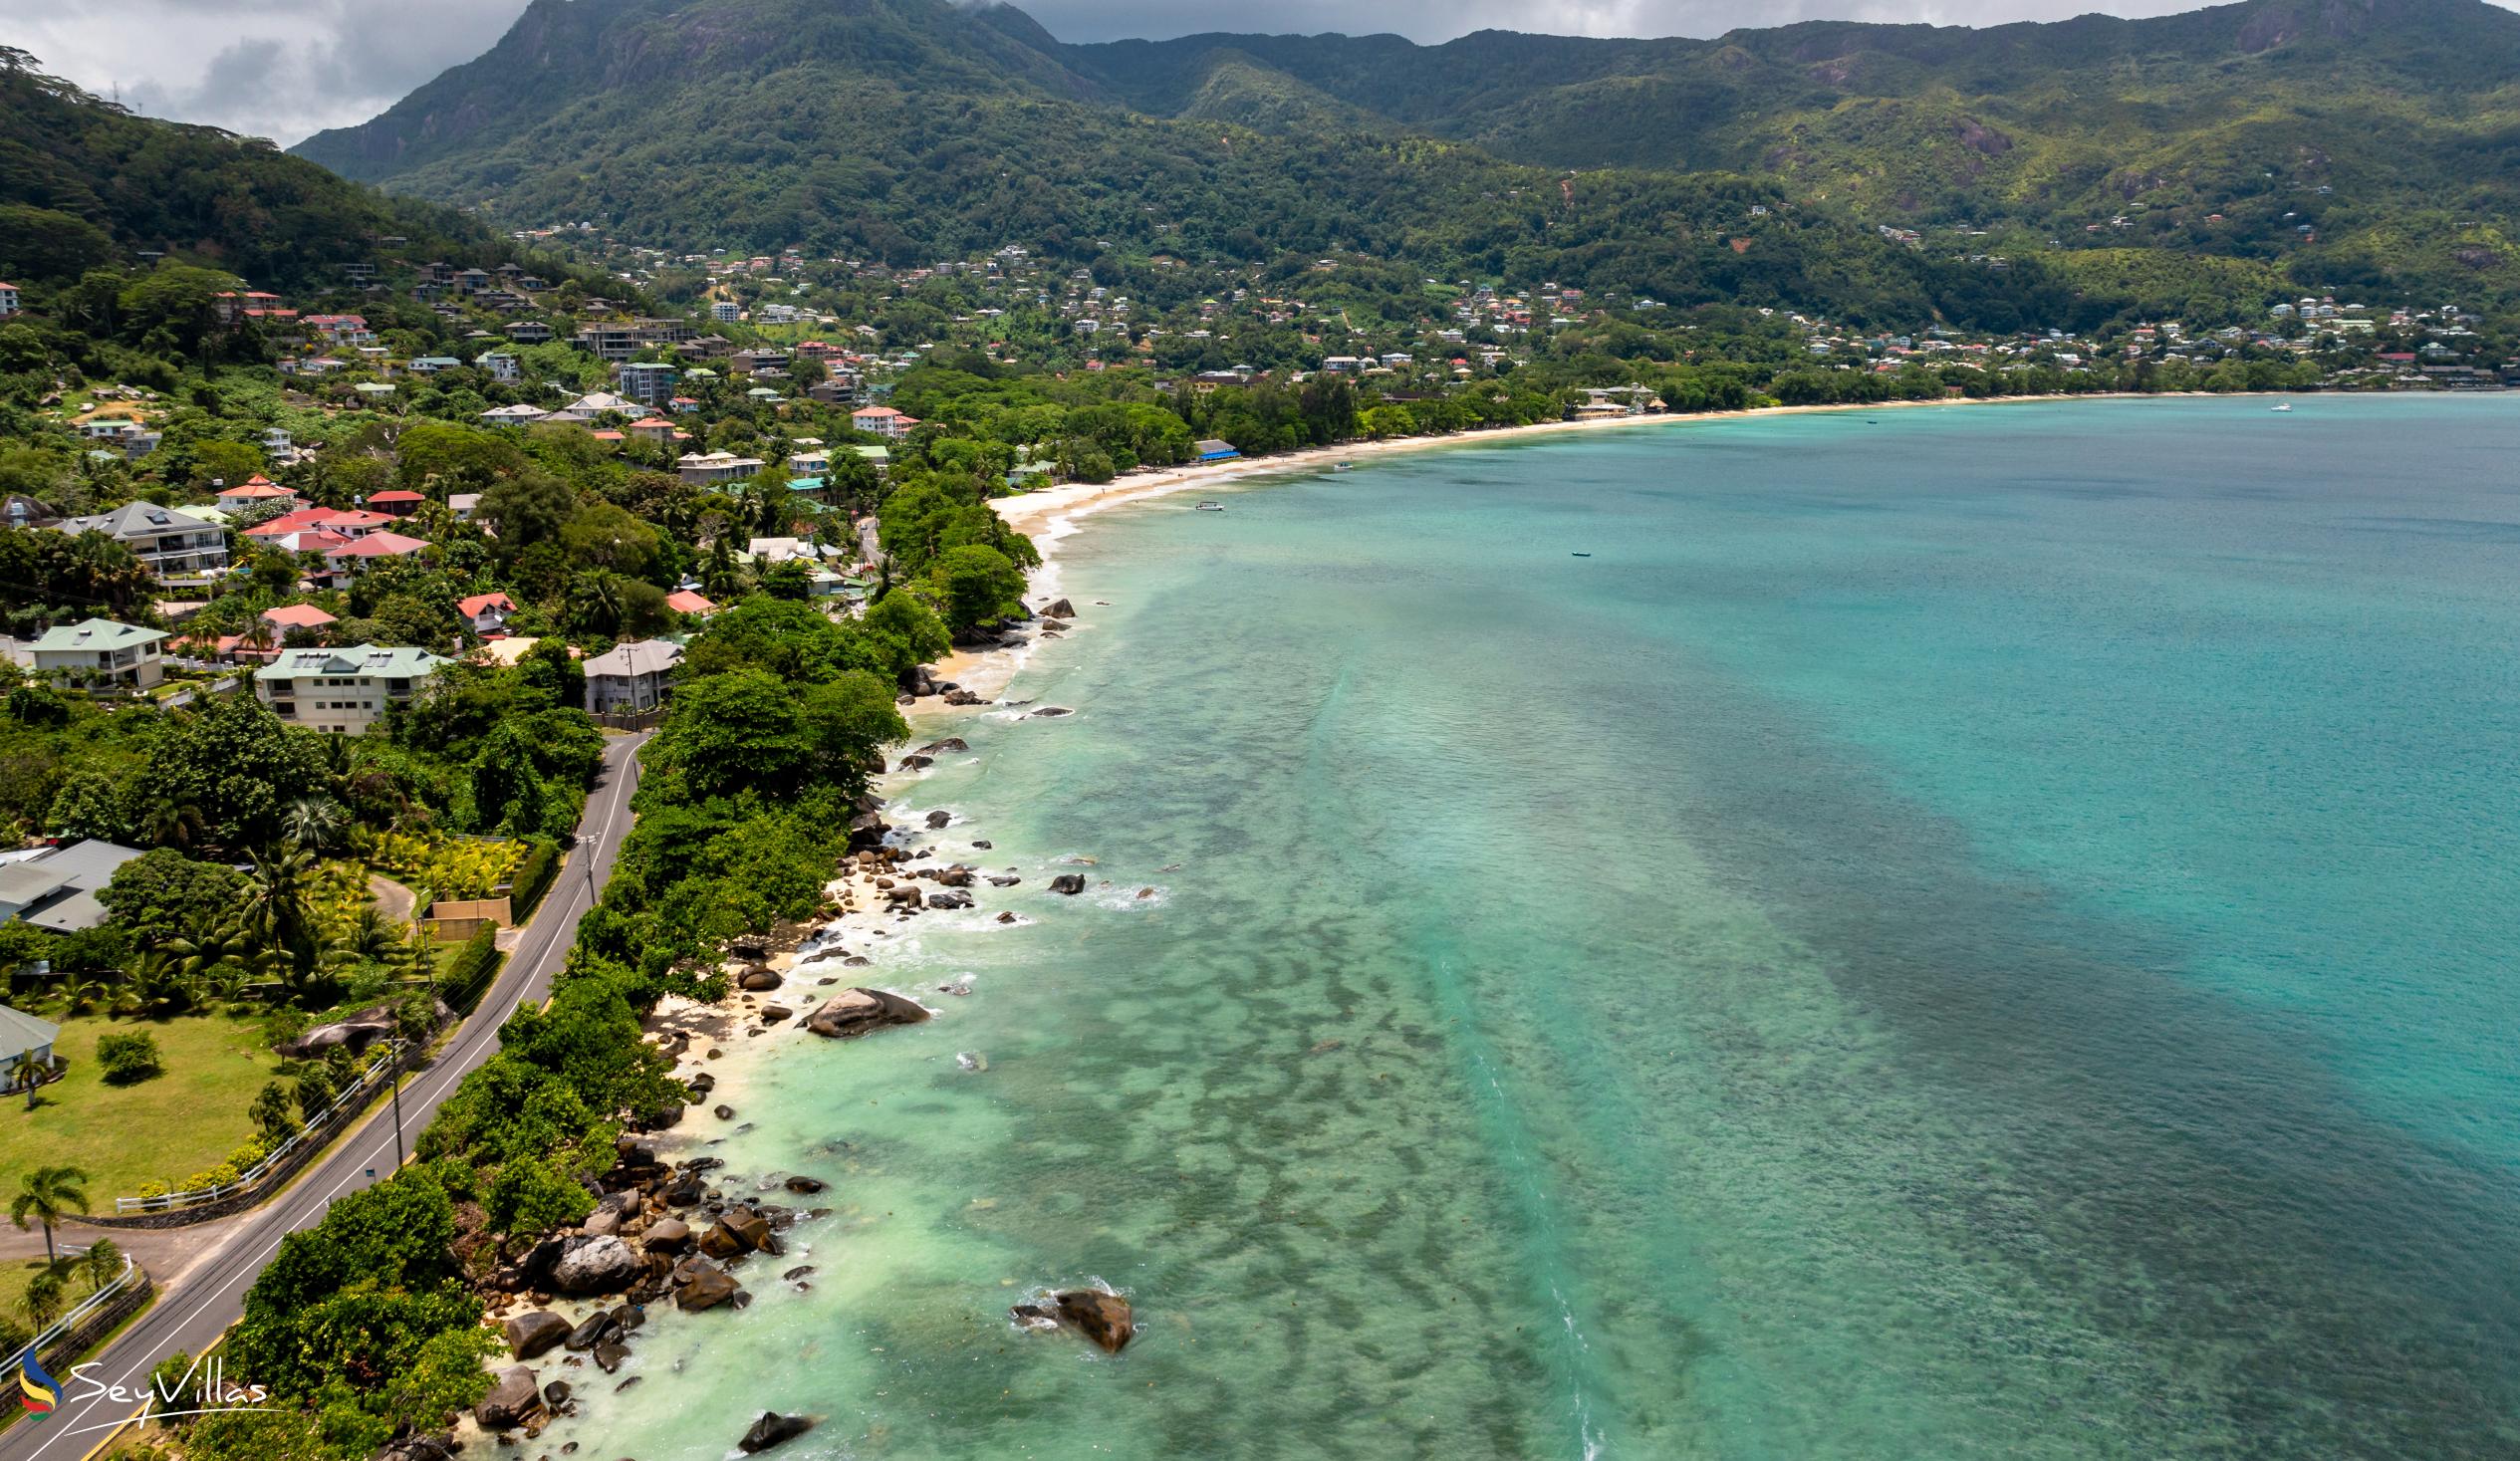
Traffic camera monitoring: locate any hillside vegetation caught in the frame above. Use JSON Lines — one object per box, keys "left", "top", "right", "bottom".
{"left": 0, "top": 49, "right": 506, "bottom": 291}
{"left": 288, "top": 0, "right": 2520, "bottom": 324}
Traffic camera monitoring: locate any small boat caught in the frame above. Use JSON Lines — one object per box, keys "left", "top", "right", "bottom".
{"left": 1333, "top": 461, "right": 1356, "bottom": 472}
{"left": 1571, "top": 552, "right": 1593, "bottom": 558}
{"left": 2271, "top": 403, "right": 2294, "bottom": 412}
{"left": 1193, "top": 501, "right": 1224, "bottom": 512}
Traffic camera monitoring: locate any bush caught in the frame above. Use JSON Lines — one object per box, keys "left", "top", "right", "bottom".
{"left": 96, "top": 1031, "right": 163, "bottom": 1086}
{"left": 507, "top": 837, "right": 560, "bottom": 920}
{"left": 441, "top": 924, "right": 503, "bottom": 1010}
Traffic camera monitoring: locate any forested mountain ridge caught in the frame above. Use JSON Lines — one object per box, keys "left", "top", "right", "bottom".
{"left": 291, "top": 0, "right": 2520, "bottom": 325}
{"left": 0, "top": 48, "right": 507, "bottom": 291}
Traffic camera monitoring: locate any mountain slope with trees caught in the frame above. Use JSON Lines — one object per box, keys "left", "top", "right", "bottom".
{"left": 0, "top": 49, "right": 507, "bottom": 291}
{"left": 292, "top": 0, "right": 2520, "bottom": 326}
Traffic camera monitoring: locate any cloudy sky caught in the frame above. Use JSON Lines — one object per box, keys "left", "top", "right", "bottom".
{"left": 8, "top": 0, "right": 2501, "bottom": 146}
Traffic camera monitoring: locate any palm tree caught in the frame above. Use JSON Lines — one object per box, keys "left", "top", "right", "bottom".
{"left": 567, "top": 569, "right": 625, "bottom": 635}
{"left": 334, "top": 906, "right": 399, "bottom": 966}
{"left": 238, "top": 613, "right": 277, "bottom": 663}
{"left": 22, "top": 1270, "right": 64, "bottom": 1332}
{"left": 7, "top": 1051, "right": 46, "bottom": 1110}
{"left": 136, "top": 797, "right": 207, "bottom": 852}
{"left": 282, "top": 796, "right": 347, "bottom": 853}
{"left": 10, "top": 1167, "right": 90, "bottom": 1266}
{"left": 78, "top": 1238, "right": 120, "bottom": 1294}
{"left": 113, "top": 949, "right": 199, "bottom": 1019}
{"left": 51, "top": 971, "right": 103, "bottom": 1018}
{"left": 243, "top": 846, "right": 323, "bottom": 1001}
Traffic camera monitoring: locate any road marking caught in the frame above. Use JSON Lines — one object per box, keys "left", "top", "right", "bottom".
{"left": 6, "top": 737, "right": 650, "bottom": 1461}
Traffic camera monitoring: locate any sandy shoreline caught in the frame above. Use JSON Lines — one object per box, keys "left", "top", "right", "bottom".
{"left": 988, "top": 390, "right": 2173, "bottom": 540}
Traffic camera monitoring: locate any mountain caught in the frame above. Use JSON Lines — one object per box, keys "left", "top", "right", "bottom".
{"left": 0, "top": 48, "right": 502, "bottom": 289}
{"left": 1069, "top": 1, "right": 2520, "bottom": 228}
{"left": 292, "top": 0, "right": 2520, "bottom": 323}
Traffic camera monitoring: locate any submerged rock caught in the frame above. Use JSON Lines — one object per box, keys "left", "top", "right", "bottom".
{"left": 925, "top": 889, "right": 974, "bottom": 910}
{"left": 1056, "top": 1289, "right": 1135, "bottom": 1352}
{"left": 805, "top": 987, "right": 931, "bottom": 1039}
{"left": 740, "top": 1412, "right": 817, "bottom": 1453}
{"left": 1030, "top": 706, "right": 1072, "bottom": 718}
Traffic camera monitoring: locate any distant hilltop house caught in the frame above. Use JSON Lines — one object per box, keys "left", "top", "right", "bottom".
{"left": 677, "top": 450, "right": 765, "bottom": 485}
{"left": 53, "top": 502, "right": 227, "bottom": 581}
{"left": 0, "top": 283, "right": 18, "bottom": 317}
{"left": 458, "top": 592, "right": 516, "bottom": 636}
{"left": 215, "top": 474, "right": 299, "bottom": 515}
{"left": 30, "top": 618, "right": 168, "bottom": 691}
{"left": 664, "top": 589, "right": 717, "bottom": 618}
{"left": 584, "top": 638, "right": 682, "bottom": 717}
{"left": 0, "top": 840, "right": 143, "bottom": 935}
{"left": 255, "top": 644, "right": 454, "bottom": 735}
{"left": 851, "top": 404, "right": 916, "bottom": 439}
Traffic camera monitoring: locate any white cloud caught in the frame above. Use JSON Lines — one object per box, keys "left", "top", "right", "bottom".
{"left": 11, "top": 0, "right": 2519, "bottom": 144}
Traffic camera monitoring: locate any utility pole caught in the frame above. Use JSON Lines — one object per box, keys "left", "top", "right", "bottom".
{"left": 388, "top": 1049, "right": 405, "bottom": 1170}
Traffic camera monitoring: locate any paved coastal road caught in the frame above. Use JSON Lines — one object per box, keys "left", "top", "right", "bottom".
{"left": 0, "top": 734, "right": 648, "bottom": 1460}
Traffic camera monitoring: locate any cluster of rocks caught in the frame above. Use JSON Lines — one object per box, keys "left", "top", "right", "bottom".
{"left": 473, "top": 1137, "right": 833, "bottom": 1444}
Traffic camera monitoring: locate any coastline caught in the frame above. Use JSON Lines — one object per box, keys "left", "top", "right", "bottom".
{"left": 987, "top": 389, "right": 2171, "bottom": 540}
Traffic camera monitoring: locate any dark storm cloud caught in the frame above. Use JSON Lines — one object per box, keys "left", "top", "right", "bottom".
{"left": 12, "top": 0, "right": 2515, "bottom": 143}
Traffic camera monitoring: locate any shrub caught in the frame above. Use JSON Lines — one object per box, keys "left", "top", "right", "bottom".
{"left": 96, "top": 1031, "right": 163, "bottom": 1086}
{"left": 440, "top": 924, "right": 503, "bottom": 1010}
{"left": 507, "top": 837, "right": 560, "bottom": 920}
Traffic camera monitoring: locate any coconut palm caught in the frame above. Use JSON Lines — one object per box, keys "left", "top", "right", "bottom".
{"left": 7, "top": 1050, "right": 46, "bottom": 1110}
{"left": 242, "top": 846, "right": 324, "bottom": 1002}
{"left": 10, "top": 1167, "right": 90, "bottom": 1266}
{"left": 22, "top": 1270, "right": 64, "bottom": 1332}
{"left": 79, "top": 1238, "right": 120, "bottom": 1294}
{"left": 52, "top": 970, "right": 104, "bottom": 1018}
{"left": 239, "top": 613, "right": 277, "bottom": 661}
{"left": 136, "top": 797, "right": 207, "bottom": 852}
{"left": 283, "top": 796, "right": 348, "bottom": 853}
{"left": 113, "top": 949, "right": 199, "bottom": 1019}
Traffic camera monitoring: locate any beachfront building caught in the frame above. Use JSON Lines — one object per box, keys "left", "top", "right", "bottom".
{"left": 255, "top": 644, "right": 453, "bottom": 735}
{"left": 1195, "top": 438, "right": 1241, "bottom": 462}
{"left": 29, "top": 618, "right": 168, "bottom": 691}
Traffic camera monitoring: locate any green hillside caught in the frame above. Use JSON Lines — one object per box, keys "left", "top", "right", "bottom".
{"left": 0, "top": 48, "right": 503, "bottom": 289}
{"left": 288, "top": 0, "right": 2520, "bottom": 325}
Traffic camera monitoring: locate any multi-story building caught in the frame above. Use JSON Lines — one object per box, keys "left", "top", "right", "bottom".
{"left": 52, "top": 502, "right": 227, "bottom": 580}
{"left": 254, "top": 644, "right": 452, "bottom": 734}
{"left": 583, "top": 638, "right": 682, "bottom": 716}
{"left": 28, "top": 618, "right": 167, "bottom": 691}
{"left": 618, "top": 361, "right": 679, "bottom": 406}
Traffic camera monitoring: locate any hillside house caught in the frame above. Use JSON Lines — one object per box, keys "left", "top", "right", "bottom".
{"left": 53, "top": 503, "right": 226, "bottom": 579}
{"left": 255, "top": 644, "right": 453, "bottom": 734}
{"left": 30, "top": 618, "right": 167, "bottom": 691}
{"left": 584, "top": 638, "right": 682, "bottom": 716}
{"left": 457, "top": 592, "right": 515, "bottom": 636}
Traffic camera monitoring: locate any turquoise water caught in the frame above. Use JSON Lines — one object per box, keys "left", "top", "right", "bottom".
{"left": 538, "top": 396, "right": 2520, "bottom": 1460}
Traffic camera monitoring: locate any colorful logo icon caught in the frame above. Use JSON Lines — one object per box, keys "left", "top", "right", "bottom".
{"left": 18, "top": 1350, "right": 61, "bottom": 1418}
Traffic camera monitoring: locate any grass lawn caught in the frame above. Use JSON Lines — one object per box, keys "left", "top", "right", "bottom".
{"left": 0, "top": 1012, "right": 283, "bottom": 1210}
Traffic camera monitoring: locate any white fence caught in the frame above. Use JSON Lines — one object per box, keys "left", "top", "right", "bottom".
{"left": 113, "top": 1038, "right": 409, "bottom": 1215}
{"left": 0, "top": 1247, "right": 139, "bottom": 1383}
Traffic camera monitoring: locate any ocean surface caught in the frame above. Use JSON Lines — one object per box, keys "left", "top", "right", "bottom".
{"left": 540, "top": 396, "right": 2520, "bottom": 1460}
